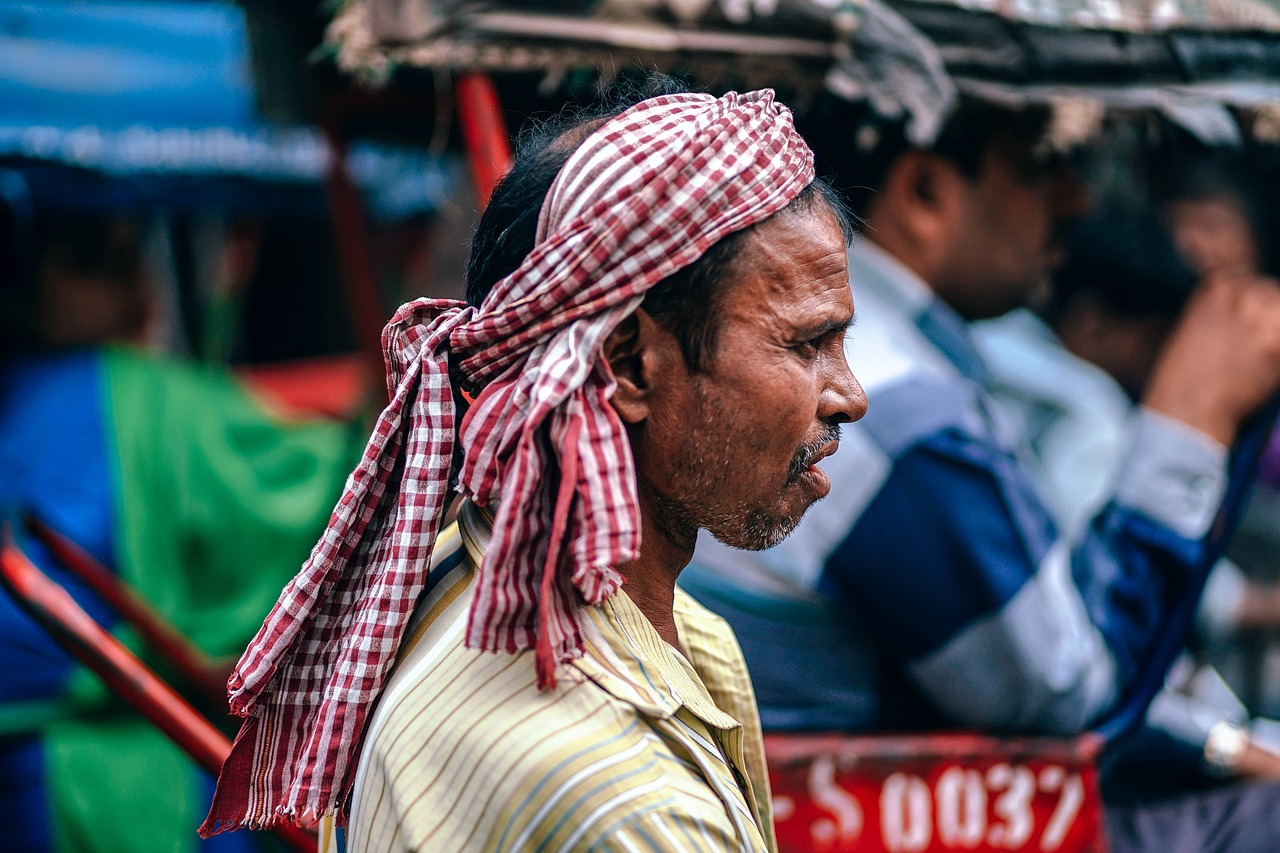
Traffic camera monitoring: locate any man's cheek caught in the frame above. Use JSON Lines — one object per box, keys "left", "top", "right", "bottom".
{"left": 744, "top": 419, "right": 787, "bottom": 456}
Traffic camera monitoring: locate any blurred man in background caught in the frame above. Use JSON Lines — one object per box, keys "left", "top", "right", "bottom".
{"left": 1165, "top": 156, "right": 1272, "bottom": 281}
{"left": 685, "top": 98, "right": 1280, "bottom": 852}
{"left": 977, "top": 206, "right": 1280, "bottom": 798}
{"left": 977, "top": 208, "right": 1198, "bottom": 537}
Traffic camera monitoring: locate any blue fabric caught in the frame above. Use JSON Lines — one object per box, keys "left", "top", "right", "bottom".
{"left": 815, "top": 391, "right": 1210, "bottom": 726}
{"left": 825, "top": 426, "right": 1056, "bottom": 658}
{"left": 0, "top": 735, "right": 52, "bottom": 853}
{"left": 1098, "top": 403, "right": 1278, "bottom": 741}
{"left": 0, "top": 350, "right": 115, "bottom": 849}
{"left": 914, "top": 300, "right": 990, "bottom": 385}
{"left": 677, "top": 568, "right": 884, "bottom": 731}
{"left": 0, "top": 351, "right": 120, "bottom": 705}
{"left": 1072, "top": 508, "right": 1200, "bottom": 684}
{"left": 0, "top": 1, "right": 455, "bottom": 216}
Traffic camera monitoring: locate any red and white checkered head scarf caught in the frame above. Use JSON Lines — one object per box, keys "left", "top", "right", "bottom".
{"left": 201, "top": 88, "right": 814, "bottom": 834}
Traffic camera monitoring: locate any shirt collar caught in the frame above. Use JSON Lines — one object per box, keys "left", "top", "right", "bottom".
{"left": 575, "top": 588, "right": 744, "bottom": 732}
{"left": 849, "top": 238, "right": 935, "bottom": 314}
{"left": 849, "top": 238, "right": 991, "bottom": 383}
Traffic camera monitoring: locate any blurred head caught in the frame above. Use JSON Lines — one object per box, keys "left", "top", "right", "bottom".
{"left": 466, "top": 80, "right": 867, "bottom": 551}
{"left": 1, "top": 210, "right": 148, "bottom": 353}
{"left": 1043, "top": 208, "right": 1197, "bottom": 397}
{"left": 803, "top": 98, "right": 1090, "bottom": 320}
{"left": 1164, "top": 158, "right": 1264, "bottom": 279}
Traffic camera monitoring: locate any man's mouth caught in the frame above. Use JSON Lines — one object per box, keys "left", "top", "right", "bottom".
{"left": 805, "top": 440, "right": 839, "bottom": 468}
{"left": 787, "top": 425, "right": 842, "bottom": 488}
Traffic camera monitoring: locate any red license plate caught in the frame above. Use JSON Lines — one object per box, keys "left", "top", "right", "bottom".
{"left": 766, "top": 733, "right": 1107, "bottom": 853}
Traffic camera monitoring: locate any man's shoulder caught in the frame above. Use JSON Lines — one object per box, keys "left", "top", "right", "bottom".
{"left": 856, "top": 369, "right": 990, "bottom": 456}
{"left": 364, "top": 589, "right": 637, "bottom": 760}
{"left": 841, "top": 304, "right": 989, "bottom": 457}
{"left": 367, "top": 643, "right": 638, "bottom": 763}
{"left": 352, "top": 645, "right": 682, "bottom": 852}
{"left": 975, "top": 310, "right": 1131, "bottom": 417}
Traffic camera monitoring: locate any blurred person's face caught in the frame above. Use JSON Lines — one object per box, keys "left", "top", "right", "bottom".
{"left": 933, "top": 135, "right": 1089, "bottom": 320}
{"left": 1168, "top": 196, "right": 1259, "bottom": 278}
{"left": 37, "top": 221, "right": 148, "bottom": 347}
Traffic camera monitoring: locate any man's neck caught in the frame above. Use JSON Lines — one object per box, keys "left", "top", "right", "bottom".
{"left": 615, "top": 485, "right": 694, "bottom": 651}
{"left": 617, "top": 558, "right": 683, "bottom": 651}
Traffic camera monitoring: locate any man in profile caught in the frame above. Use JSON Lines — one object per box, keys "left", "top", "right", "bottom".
{"left": 201, "top": 83, "right": 867, "bottom": 851}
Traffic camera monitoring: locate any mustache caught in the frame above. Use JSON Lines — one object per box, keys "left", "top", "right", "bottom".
{"left": 786, "top": 423, "right": 843, "bottom": 483}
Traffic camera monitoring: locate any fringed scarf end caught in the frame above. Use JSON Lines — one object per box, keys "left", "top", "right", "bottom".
{"left": 198, "top": 801, "right": 340, "bottom": 839}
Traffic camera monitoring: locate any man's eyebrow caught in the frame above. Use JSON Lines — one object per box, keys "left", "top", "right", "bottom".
{"left": 795, "top": 315, "right": 855, "bottom": 338}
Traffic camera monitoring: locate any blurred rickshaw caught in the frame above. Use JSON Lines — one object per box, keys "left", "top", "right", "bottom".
{"left": 311, "top": 1, "right": 1280, "bottom": 850}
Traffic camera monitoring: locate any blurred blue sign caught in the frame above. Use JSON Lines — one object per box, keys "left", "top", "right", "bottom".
{"left": 0, "top": 1, "right": 256, "bottom": 132}
{"left": 0, "top": 0, "right": 452, "bottom": 215}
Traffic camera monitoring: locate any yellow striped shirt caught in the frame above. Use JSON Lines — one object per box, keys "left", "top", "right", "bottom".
{"left": 343, "top": 501, "right": 775, "bottom": 852}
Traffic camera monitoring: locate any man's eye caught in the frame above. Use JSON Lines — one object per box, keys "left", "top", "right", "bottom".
{"left": 792, "top": 338, "right": 821, "bottom": 358}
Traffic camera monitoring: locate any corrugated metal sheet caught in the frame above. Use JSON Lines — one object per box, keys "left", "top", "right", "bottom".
{"left": 324, "top": 0, "right": 1280, "bottom": 144}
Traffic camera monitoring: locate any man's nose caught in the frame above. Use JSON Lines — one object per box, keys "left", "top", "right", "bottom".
{"left": 821, "top": 355, "right": 868, "bottom": 425}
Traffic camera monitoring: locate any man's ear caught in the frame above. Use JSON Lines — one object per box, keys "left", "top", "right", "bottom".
{"left": 605, "top": 308, "right": 675, "bottom": 425}
{"left": 880, "top": 150, "right": 962, "bottom": 247}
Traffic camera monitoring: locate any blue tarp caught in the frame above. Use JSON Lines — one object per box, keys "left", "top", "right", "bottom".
{"left": 0, "top": 1, "right": 256, "bottom": 132}
{"left": 0, "top": 0, "right": 453, "bottom": 216}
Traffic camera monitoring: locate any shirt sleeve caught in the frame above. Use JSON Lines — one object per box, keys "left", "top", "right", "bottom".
{"left": 1197, "top": 559, "right": 1248, "bottom": 641}
{"left": 587, "top": 807, "right": 754, "bottom": 852}
{"left": 823, "top": 403, "right": 1228, "bottom": 735}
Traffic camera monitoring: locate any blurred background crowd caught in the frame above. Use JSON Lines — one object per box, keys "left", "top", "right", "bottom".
{"left": 5, "top": 0, "right": 1280, "bottom": 851}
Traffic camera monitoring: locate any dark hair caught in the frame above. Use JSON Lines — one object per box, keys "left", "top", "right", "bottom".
{"left": 1164, "top": 154, "right": 1258, "bottom": 212}
{"left": 1044, "top": 207, "right": 1196, "bottom": 325}
{"left": 798, "top": 95, "right": 1053, "bottom": 219}
{"left": 465, "top": 75, "right": 853, "bottom": 373}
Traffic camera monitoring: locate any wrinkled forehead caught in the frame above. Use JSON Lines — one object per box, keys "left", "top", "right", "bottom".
{"left": 720, "top": 204, "right": 852, "bottom": 309}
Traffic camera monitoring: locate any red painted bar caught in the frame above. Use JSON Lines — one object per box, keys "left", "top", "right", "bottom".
{"left": 456, "top": 72, "right": 513, "bottom": 209}
{"left": 25, "top": 513, "right": 228, "bottom": 705}
{"left": 0, "top": 530, "right": 316, "bottom": 853}
{"left": 323, "top": 128, "right": 386, "bottom": 380}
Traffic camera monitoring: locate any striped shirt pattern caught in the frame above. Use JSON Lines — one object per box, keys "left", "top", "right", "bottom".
{"left": 345, "top": 502, "right": 775, "bottom": 852}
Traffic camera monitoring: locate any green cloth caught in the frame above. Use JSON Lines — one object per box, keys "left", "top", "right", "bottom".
{"left": 49, "top": 717, "right": 203, "bottom": 853}
{"left": 104, "top": 347, "right": 354, "bottom": 658}
{"left": 45, "top": 347, "right": 358, "bottom": 853}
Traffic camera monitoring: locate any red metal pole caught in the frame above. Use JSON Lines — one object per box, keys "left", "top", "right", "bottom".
{"left": 456, "top": 72, "right": 512, "bottom": 210}
{"left": 0, "top": 531, "right": 316, "bottom": 853}
{"left": 0, "top": 539, "right": 230, "bottom": 773}
{"left": 26, "top": 513, "right": 227, "bottom": 706}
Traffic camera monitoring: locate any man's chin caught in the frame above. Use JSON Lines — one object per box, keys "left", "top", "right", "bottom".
{"left": 705, "top": 505, "right": 809, "bottom": 552}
